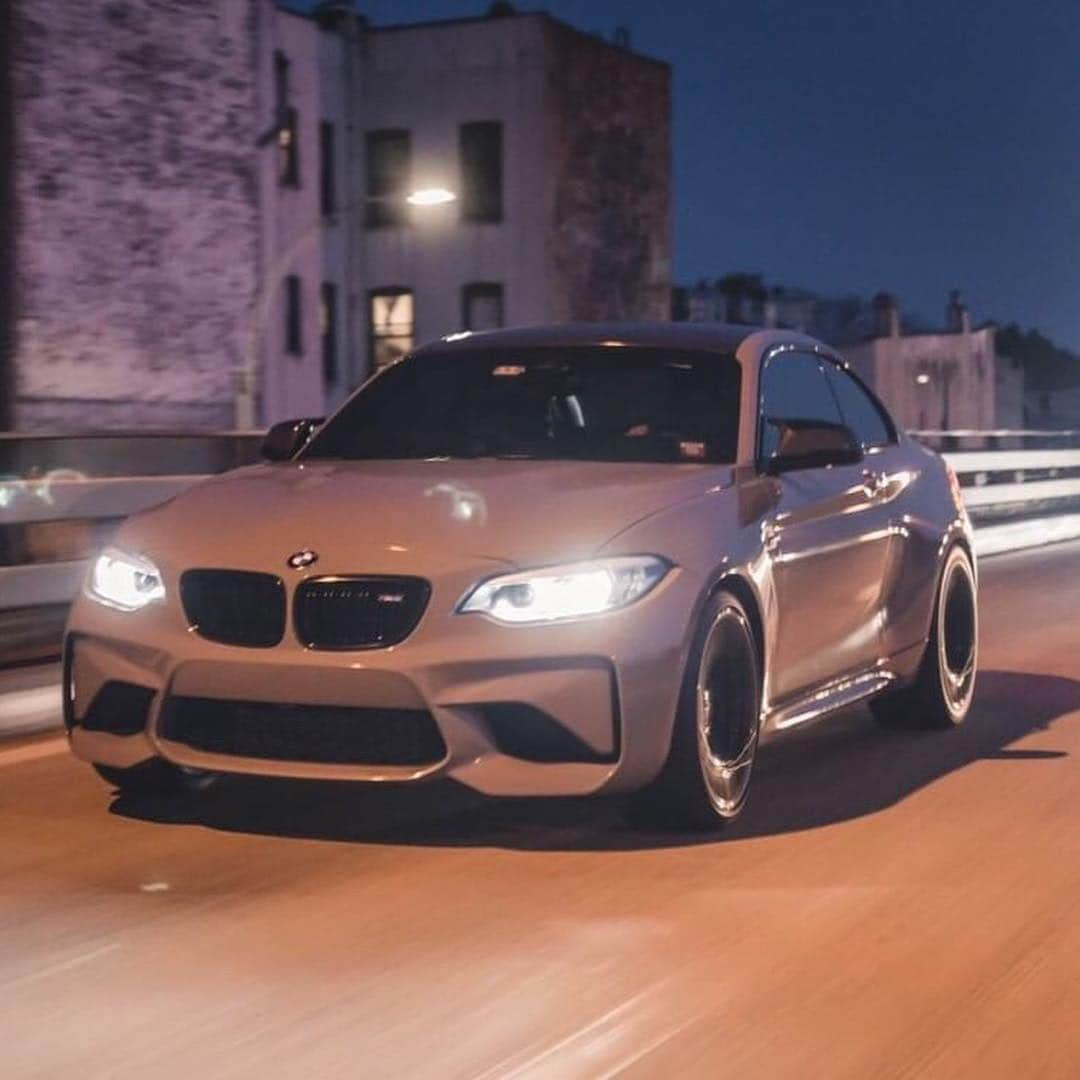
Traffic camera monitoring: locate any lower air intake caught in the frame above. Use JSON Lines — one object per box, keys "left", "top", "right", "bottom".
{"left": 158, "top": 696, "right": 446, "bottom": 767}
{"left": 81, "top": 681, "right": 155, "bottom": 736}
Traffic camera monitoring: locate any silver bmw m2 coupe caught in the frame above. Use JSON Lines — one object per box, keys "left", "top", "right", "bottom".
{"left": 65, "top": 323, "right": 978, "bottom": 828}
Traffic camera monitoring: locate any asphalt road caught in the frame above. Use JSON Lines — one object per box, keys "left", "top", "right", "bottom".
{"left": 2, "top": 542, "right": 1078, "bottom": 1079}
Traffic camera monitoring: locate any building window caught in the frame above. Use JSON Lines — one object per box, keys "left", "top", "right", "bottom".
{"left": 460, "top": 121, "right": 503, "bottom": 223}
{"left": 279, "top": 106, "right": 299, "bottom": 187}
{"left": 462, "top": 282, "right": 504, "bottom": 331}
{"left": 369, "top": 288, "right": 413, "bottom": 371}
{"left": 366, "top": 129, "right": 410, "bottom": 227}
{"left": 273, "top": 51, "right": 298, "bottom": 188}
{"left": 321, "top": 283, "right": 338, "bottom": 384}
{"left": 319, "top": 121, "right": 335, "bottom": 215}
{"left": 285, "top": 275, "right": 303, "bottom": 355}
{"left": 274, "top": 50, "right": 289, "bottom": 116}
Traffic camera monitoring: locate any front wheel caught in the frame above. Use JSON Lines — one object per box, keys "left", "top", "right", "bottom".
{"left": 628, "top": 590, "right": 762, "bottom": 830}
{"left": 872, "top": 544, "right": 978, "bottom": 729}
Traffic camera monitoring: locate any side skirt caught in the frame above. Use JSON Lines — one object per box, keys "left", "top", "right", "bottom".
{"left": 761, "top": 666, "right": 899, "bottom": 739}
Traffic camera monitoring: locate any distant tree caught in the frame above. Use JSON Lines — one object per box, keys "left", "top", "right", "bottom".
{"left": 715, "top": 273, "right": 766, "bottom": 324}
{"left": 716, "top": 273, "right": 767, "bottom": 303}
{"left": 996, "top": 323, "right": 1080, "bottom": 391}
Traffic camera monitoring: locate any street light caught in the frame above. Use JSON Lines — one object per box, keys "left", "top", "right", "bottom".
{"left": 406, "top": 187, "right": 457, "bottom": 207}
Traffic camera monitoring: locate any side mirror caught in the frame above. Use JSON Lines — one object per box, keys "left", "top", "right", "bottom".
{"left": 261, "top": 417, "right": 324, "bottom": 462}
{"left": 763, "top": 418, "right": 862, "bottom": 475}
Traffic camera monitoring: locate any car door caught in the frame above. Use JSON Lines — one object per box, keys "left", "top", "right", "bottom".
{"left": 759, "top": 349, "right": 894, "bottom": 703}
{"left": 822, "top": 357, "right": 922, "bottom": 661}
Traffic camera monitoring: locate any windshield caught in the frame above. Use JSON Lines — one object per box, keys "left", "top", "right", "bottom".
{"left": 303, "top": 346, "right": 741, "bottom": 465}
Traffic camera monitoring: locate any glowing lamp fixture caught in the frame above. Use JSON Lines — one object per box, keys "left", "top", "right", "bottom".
{"left": 88, "top": 547, "right": 165, "bottom": 611}
{"left": 915, "top": 372, "right": 932, "bottom": 385}
{"left": 406, "top": 187, "right": 457, "bottom": 207}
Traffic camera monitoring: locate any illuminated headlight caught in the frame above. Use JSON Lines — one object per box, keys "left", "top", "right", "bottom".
{"left": 458, "top": 556, "right": 669, "bottom": 625}
{"left": 88, "top": 547, "right": 165, "bottom": 611}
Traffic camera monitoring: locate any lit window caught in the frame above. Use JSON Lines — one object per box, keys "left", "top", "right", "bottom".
{"left": 279, "top": 106, "right": 299, "bottom": 187}
{"left": 285, "top": 275, "right": 303, "bottom": 356}
{"left": 463, "top": 282, "right": 504, "bottom": 331}
{"left": 369, "top": 289, "right": 414, "bottom": 372}
{"left": 460, "top": 121, "right": 503, "bottom": 223}
{"left": 273, "top": 51, "right": 299, "bottom": 188}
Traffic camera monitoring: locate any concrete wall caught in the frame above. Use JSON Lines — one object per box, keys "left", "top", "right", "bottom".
{"left": 542, "top": 21, "right": 671, "bottom": 322}
{"left": 844, "top": 326, "right": 996, "bottom": 431}
{"left": 995, "top": 353, "right": 1025, "bottom": 429}
{"left": 11, "top": 0, "right": 262, "bottom": 431}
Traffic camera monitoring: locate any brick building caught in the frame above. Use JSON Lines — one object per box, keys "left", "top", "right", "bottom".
{"left": 1, "top": 1, "right": 671, "bottom": 432}
{"left": 5, "top": 1, "right": 263, "bottom": 431}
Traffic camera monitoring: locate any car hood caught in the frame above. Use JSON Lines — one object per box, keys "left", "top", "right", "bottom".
{"left": 124, "top": 459, "right": 731, "bottom": 573}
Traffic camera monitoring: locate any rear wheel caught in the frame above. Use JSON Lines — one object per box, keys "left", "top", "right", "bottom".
{"left": 628, "top": 590, "right": 762, "bottom": 830}
{"left": 93, "top": 759, "right": 211, "bottom": 797}
{"left": 872, "top": 544, "right": 978, "bottom": 729}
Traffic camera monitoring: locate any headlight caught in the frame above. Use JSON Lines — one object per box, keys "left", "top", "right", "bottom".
{"left": 457, "top": 555, "right": 669, "bottom": 624}
{"left": 88, "top": 547, "right": 165, "bottom": 611}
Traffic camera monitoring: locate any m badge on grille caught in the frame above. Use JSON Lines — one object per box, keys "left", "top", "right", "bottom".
{"left": 287, "top": 549, "right": 318, "bottom": 569}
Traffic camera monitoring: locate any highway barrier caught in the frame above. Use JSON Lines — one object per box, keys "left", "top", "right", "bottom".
{"left": 910, "top": 430, "right": 1080, "bottom": 557}
{"left": 1, "top": 428, "right": 1078, "bottom": 664}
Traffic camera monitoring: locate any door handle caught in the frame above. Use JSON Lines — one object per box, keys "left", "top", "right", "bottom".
{"left": 861, "top": 468, "right": 885, "bottom": 495}
{"left": 763, "top": 520, "right": 782, "bottom": 555}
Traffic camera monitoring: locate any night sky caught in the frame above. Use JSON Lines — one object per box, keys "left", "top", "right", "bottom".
{"left": 319, "top": 1, "right": 1080, "bottom": 349}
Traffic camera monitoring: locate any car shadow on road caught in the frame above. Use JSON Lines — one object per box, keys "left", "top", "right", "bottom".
{"left": 112, "top": 669, "right": 1080, "bottom": 851}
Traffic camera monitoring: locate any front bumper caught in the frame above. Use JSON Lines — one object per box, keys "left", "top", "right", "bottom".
{"left": 64, "top": 566, "right": 699, "bottom": 797}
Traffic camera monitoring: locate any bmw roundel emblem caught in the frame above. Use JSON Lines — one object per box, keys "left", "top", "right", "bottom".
{"left": 287, "top": 549, "right": 318, "bottom": 570}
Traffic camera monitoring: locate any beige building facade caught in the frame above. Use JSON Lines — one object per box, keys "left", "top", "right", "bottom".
{"left": 842, "top": 294, "right": 997, "bottom": 432}
{"left": 255, "top": 4, "right": 671, "bottom": 424}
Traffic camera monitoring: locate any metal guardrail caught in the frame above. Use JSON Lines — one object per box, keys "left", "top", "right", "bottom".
{"left": 0, "top": 433, "right": 263, "bottom": 661}
{"left": 1, "top": 430, "right": 1078, "bottom": 623}
{"left": 911, "top": 429, "right": 1080, "bottom": 557}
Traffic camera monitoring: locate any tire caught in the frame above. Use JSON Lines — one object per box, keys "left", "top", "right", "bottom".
{"left": 628, "top": 589, "right": 762, "bottom": 830}
{"left": 871, "top": 544, "right": 978, "bottom": 730}
{"left": 93, "top": 759, "right": 211, "bottom": 797}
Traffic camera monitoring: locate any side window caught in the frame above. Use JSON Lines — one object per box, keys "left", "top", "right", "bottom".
{"left": 824, "top": 362, "right": 895, "bottom": 448}
{"left": 758, "top": 350, "right": 842, "bottom": 461}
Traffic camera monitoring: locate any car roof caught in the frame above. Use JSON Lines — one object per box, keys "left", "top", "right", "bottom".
{"left": 413, "top": 321, "right": 777, "bottom": 356}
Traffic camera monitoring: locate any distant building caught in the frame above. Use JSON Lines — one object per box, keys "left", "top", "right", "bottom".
{"left": 842, "top": 292, "right": 998, "bottom": 432}
{"left": 2, "top": 1, "right": 670, "bottom": 432}
{"left": 677, "top": 277, "right": 1005, "bottom": 430}
{"left": 258, "top": 2, "right": 671, "bottom": 422}
{"left": 996, "top": 323, "right": 1080, "bottom": 430}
